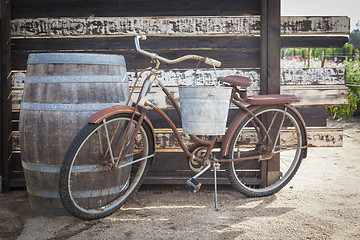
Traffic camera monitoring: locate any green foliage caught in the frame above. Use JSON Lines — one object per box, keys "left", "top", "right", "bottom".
{"left": 280, "top": 48, "right": 310, "bottom": 60}
{"left": 328, "top": 91, "right": 358, "bottom": 120}
{"left": 343, "top": 44, "right": 354, "bottom": 59}
{"left": 325, "top": 48, "right": 334, "bottom": 60}
{"left": 328, "top": 59, "right": 360, "bottom": 120}
{"left": 282, "top": 38, "right": 360, "bottom": 120}
{"left": 334, "top": 48, "right": 345, "bottom": 61}
{"left": 354, "top": 49, "right": 360, "bottom": 61}
{"left": 313, "top": 48, "right": 323, "bottom": 59}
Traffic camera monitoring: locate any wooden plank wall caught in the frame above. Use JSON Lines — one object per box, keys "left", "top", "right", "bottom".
{"left": 7, "top": 0, "right": 350, "bottom": 187}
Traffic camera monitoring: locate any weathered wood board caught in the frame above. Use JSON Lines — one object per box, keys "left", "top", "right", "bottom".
{"left": 11, "top": 127, "right": 344, "bottom": 154}
{"left": 11, "top": 67, "right": 346, "bottom": 88}
{"left": 12, "top": 85, "right": 348, "bottom": 109}
{"left": 282, "top": 86, "right": 349, "bottom": 106}
{"left": 11, "top": 67, "right": 348, "bottom": 110}
{"left": 11, "top": 16, "right": 350, "bottom": 37}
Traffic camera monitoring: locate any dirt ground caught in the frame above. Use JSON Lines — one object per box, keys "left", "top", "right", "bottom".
{"left": 1, "top": 120, "right": 359, "bottom": 240}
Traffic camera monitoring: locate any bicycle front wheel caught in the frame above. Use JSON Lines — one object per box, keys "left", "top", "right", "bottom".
{"left": 226, "top": 105, "right": 306, "bottom": 197}
{"left": 59, "top": 113, "right": 154, "bottom": 220}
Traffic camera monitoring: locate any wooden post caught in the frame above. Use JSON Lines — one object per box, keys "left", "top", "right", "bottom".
{"left": 260, "top": 0, "right": 281, "bottom": 186}
{"left": 260, "top": 0, "right": 281, "bottom": 95}
{"left": 0, "top": 0, "right": 12, "bottom": 192}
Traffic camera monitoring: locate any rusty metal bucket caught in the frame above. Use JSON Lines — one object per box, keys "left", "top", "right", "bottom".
{"left": 178, "top": 86, "right": 232, "bottom": 135}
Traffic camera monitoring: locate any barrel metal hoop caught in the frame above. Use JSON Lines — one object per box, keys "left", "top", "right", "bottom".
{"left": 20, "top": 102, "right": 126, "bottom": 111}
{"left": 21, "top": 161, "right": 60, "bottom": 173}
{"left": 21, "top": 161, "right": 116, "bottom": 173}
{"left": 27, "top": 185, "right": 128, "bottom": 198}
{"left": 27, "top": 53, "right": 126, "bottom": 66}
{"left": 24, "top": 75, "right": 128, "bottom": 84}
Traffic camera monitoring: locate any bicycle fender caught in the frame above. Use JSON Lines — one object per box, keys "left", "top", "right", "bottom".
{"left": 220, "top": 105, "right": 261, "bottom": 158}
{"left": 87, "top": 105, "right": 156, "bottom": 162}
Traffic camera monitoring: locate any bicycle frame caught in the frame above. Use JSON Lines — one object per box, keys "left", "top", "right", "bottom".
{"left": 88, "top": 35, "right": 308, "bottom": 169}
{"left": 59, "top": 35, "right": 310, "bottom": 220}
{"left": 89, "top": 68, "right": 307, "bottom": 169}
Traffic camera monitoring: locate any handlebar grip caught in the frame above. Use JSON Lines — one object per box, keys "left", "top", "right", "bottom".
{"left": 204, "top": 57, "right": 221, "bottom": 67}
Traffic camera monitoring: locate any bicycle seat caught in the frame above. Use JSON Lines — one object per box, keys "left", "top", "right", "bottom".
{"left": 218, "top": 75, "right": 252, "bottom": 88}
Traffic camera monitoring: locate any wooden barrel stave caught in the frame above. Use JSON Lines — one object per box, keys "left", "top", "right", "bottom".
{"left": 20, "top": 53, "right": 129, "bottom": 216}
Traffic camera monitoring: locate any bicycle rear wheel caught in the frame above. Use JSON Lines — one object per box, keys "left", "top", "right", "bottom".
{"left": 225, "top": 105, "right": 306, "bottom": 197}
{"left": 59, "top": 113, "right": 154, "bottom": 220}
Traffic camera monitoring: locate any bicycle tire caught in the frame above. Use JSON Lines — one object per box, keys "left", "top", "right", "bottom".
{"left": 225, "top": 105, "right": 306, "bottom": 197}
{"left": 59, "top": 113, "right": 154, "bottom": 220}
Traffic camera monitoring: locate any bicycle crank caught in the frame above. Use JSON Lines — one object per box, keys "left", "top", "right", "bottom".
{"left": 186, "top": 162, "right": 211, "bottom": 193}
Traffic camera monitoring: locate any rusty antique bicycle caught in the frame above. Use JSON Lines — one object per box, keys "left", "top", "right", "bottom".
{"left": 59, "top": 36, "right": 308, "bottom": 220}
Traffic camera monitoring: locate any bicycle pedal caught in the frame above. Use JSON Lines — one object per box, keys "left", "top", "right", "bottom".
{"left": 186, "top": 178, "right": 202, "bottom": 193}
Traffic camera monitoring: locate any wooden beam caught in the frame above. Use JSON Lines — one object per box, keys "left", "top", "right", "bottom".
{"left": 260, "top": 0, "right": 281, "bottom": 95}
{"left": 11, "top": 0, "right": 261, "bottom": 18}
{"left": 11, "top": 68, "right": 348, "bottom": 112}
{"left": 12, "top": 36, "right": 348, "bottom": 52}
{"left": 260, "top": 0, "right": 281, "bottom": 186}
{"left": 12, "top": 85, "right": 347, "bottom": 109}
{"left": 11, "top": 49, "right": 260, "bottom": 71}
{"left": 11, "top": 127, "right": 344, "bottom": 155}
{"left": 10, "top": 125, "right": 343, "bottom": 188}
{"left": 282, "top": 86, "right": 349, "bottom": 106}
{"left": 281, "top": 36, "right": 348, "bottom": 48}
{"left": 280, "top": 68, "right": 346, "bottom": 86}
{"left": 11, "top": 36, "right": 261, "bottom": 51}
{"left": 11, "top": 68, "right": 346, "bottom": 88}
{"left": 11, "top": 16, "right": 350, "bottom": 38}
{"left": 281, "top": 16, "right": 350, "bottom": 35}
{"left": 1, "top": 0, "right": 12, "bottom": 192}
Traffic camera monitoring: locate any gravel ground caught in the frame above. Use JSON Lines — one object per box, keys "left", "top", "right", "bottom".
{"left": 0, "top": 120, "right": 359, "bottom": 240}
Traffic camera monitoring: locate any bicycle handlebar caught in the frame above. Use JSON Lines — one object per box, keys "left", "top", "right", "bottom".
{"left": 135, "top": 35, "right": 221, "bottom": 67}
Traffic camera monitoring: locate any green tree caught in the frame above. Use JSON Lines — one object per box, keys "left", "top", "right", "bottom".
{"left": 313, "top": 48, "right": 324, "bottom": 59}
{"left": 333, "top": 48, "right": 344, "bottom": 61}
{"left": 349, "top": 21, "right": 360, "bottom": 49}
{"left": 325, "top": 48, "right": 334, "bottom": 60}
{"left": 344, "top": 44, "right": 354, "bottom": 59}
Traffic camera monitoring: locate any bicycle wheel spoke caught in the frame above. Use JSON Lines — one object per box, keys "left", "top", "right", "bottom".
{"left": 96, "top": 129, "right": 104, "bottom": 157}
{"left": 273, "top": 144, "right": 300, "bottom": 154}
{"left": 265, "top": 112, "right": 279, "bottom": 135}
{"left": 103, "top": 119, "right": 115, "bottom": 165}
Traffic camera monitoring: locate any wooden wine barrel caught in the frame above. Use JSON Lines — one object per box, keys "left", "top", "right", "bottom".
{"left": 20, "top": 53, "right": 129, "bottom": 216}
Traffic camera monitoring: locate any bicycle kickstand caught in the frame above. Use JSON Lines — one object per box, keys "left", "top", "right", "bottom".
{"left": 213, "top": 162, "right": 220, "bottom": 210}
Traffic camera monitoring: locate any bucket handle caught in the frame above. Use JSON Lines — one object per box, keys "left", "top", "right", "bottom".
{"left": 192, "top": 59, "right": 219, "bottom": 87}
